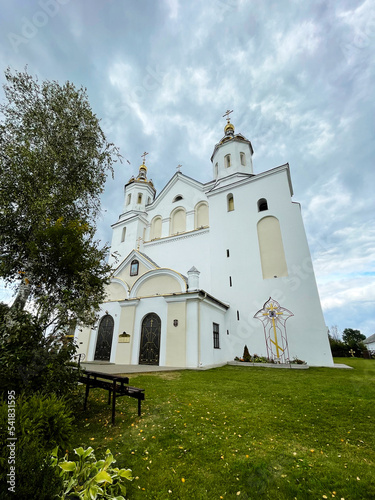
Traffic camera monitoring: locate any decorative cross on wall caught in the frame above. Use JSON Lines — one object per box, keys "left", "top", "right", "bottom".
{"left": 254, "top": 297, "right": 294, "bottom": 363}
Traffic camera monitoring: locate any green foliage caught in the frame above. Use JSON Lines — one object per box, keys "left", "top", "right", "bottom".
{"left": 0, "top": 440, "right": 63, "bottom": 500}
{"left": 0, "top": 67, "right": 121, "bottom": 328}
{"left": 329, "top": 328, "right": 367, "bottom": 357}
{"left": 52, "top": 446, "right": 133, "bottom": 499}
{"left": 70, "top": 362, "right": 375, "bottom": 499}
{"left": 242, "top": 344, "right": 251, "bottom": 362}
{"left": 342, "top": 328, "right": 367, "bottom": 355}
{"left": 328, "top": 335, "right": 350, "bottom": 357}
{"left": 0, "top": 393, "right": 74, "bottom": 499}
{"left": 0, "top": 305, "right": 80, "bottom": 398}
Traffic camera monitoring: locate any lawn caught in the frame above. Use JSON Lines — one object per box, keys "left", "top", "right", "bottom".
{"left": 70, "top": 359, "right": 375, "bottom": 499}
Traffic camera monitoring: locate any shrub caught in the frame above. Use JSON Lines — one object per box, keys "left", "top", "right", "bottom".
{"left": 52, "top": 446, "right": 133, "bottom": 499}
{"left": 0, "top": 393, "right": 73, "bottom": 499}
{"left": 242, "top": 345, "right": 251, "bottom": 362}
{"left": 0, "top": 305, "right": 80, "bottom": 400}
{"left": 0, "top": 440, "right": 63, "bottom": 500}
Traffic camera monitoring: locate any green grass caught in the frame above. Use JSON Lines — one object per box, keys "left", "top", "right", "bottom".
{"left": 70, "top": 359, "right": 375, "bottom": 499}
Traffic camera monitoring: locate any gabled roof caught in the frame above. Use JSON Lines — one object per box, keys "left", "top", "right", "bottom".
{"left": 364, "top": 333, "right": 375, "bottom": 344}
{"left": 113, "top": 249, "right": 160, "bottom": 276}
{"left": 147, "top": 171, "right": 206, "bottom": 209}
{"left": 205, "top": 163, "right": 293, "bottom": 197}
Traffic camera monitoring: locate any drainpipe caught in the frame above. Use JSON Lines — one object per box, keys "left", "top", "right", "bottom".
{"left": 198, "top": 291, "right": 207, "bottom": 368}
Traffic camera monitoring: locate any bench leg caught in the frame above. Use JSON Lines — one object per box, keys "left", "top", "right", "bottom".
{"left": 138, "top": 398, "right": 141, "bottom": 417}
{"left": 84, "top": 382, "right": 90, "bottom": 410}
{"left": 112, "top": 380, "right": 116, "bottom": 425}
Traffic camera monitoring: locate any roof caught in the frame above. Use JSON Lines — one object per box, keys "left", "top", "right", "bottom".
{"left": 364, "top": 333, "right": 375, "bottom": 344}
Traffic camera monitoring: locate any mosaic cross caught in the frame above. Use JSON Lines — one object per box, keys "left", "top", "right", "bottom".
{"left": 254, "top": 297, "right": 294, "bottom": 362}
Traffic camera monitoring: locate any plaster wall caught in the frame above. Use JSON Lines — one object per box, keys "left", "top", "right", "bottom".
{"left": 115, "top": 303, "right": 138, "bottom": 364}
{"left": 143, "top": 230, "right": 211, "bottom": 291}
{"left": 212, "top": 138, "right": 253, "bottom": 179}
{"left": 165, "top": 300, "right": 187, "bottom": 367}
{"left": 207, "top": 167, "right": 333, "bottom": 366}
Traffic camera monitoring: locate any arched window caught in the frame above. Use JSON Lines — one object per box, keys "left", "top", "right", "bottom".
{"left": 130, "top": 259, "right": 139, "bottom": 276}
{"left": 214, "top": 162, "right": 218, "bottom": 177}
{"left": 240, "top": 152, "right": 246, "bottom": 166}
{"left": 147, "top": 197, "right": 151, "bottom": 205}
{"left": 195, "top": 201, "right": 209, "bottom": 229}
{"left": 173, "top": 195, "right": 183, "bottom": 203}
{"left": 150, "top": 216, "right": 162, "bottom": 240}
{"left": 170, "top": 207, "right": 186, "bottom": 235}
{"left": 121, "top": 227, "right": 126, "bottom": 242}
{"left": 258, "top": 198, "right": 268, "bottom": 212}
{"left": 257, "top": 216, "right": 288, "bottom": 279}
{"left": 227, "top": 193, "right": 234, "bottom": 212}
{"left": 126, "top": 194, "right": 131, "bottom": 205}
{"left": 225, "top": 154, "right": 231, "bottom": 168}
{"left": 137, "top": 193, "right": 143, "bottom": 204}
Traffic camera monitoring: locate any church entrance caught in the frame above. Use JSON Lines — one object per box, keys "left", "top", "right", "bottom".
{"left": 94, "top": 315, "right": 114, "bottom": 361}
{"left": 139, "top": 313, "right": 161, "bottom": 365}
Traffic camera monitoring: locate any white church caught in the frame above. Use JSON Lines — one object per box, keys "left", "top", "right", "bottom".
{"left": 75, "top": 114, "right": 334, "bottom": 367}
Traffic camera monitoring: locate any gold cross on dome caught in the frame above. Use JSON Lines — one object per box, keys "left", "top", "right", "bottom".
{"left": 223, "top": 109, "right": 233, "bottom": 123}
{"left": 141, "top": 151, "right": 149, "bottom": 164}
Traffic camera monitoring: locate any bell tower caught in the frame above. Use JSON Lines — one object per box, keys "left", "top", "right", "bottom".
{"left": 109, "top": 153, "right": 156, "bottom": 265}
{"left": 123, "top": 152, "right": 156, "bottom": 213}
{"left": 211, "top": 110, "right": 254, "bottom": 180}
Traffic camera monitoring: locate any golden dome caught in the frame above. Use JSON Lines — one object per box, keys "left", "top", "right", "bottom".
{"left": 224, "top": 122, "right": 235, "bottom": 134}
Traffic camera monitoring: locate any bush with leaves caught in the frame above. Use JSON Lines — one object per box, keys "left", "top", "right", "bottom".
{"left": 0, "top": 393, "right": 74, "bottom": 499}
{"left": 0, "top": 304, "right": 80, "bottom": 399}
{"left": 52, "top": 446, "right": 133, "bottom": 499}
{"left": 242, "top": 345, "right": 251, "bottom": 362}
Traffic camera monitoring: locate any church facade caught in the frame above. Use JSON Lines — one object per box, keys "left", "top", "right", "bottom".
{"left": 75, "top": 118, "right": 334, "bottom": 367}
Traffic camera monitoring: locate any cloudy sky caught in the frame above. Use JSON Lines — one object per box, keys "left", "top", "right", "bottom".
{"left": 0, "top": 0, "right": 374, "bottom": 338}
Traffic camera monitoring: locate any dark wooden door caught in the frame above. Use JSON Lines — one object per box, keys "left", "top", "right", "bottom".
{"left": 139, "top": 313, "right": 161, "bottom": 365}
{"left": 94, "top": 315, "right": 114, "bottom": 361}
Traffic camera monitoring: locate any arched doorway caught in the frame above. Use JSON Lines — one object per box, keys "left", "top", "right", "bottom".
{"left": 139, "top": 313, "right": 161, "bottom": 365}
{"left": 94, "top": 315, "right": 114, "bottom": 361}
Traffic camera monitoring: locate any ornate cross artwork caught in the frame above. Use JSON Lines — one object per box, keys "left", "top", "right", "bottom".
{"left": 223, "top": 109, "right": 233, "bottom": 123}
{"left": 254, "top": 297, "right": 294, "bottom": 363}
{"left": 141, "top": 151, "right": 149, "bottom": 164}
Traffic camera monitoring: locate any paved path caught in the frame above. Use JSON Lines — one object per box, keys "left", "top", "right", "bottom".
{"left": 81, "top": 361, "right": 352, "bottom": 374}
{"left": 81, "top": 362, "right": 186, "bottom": 374}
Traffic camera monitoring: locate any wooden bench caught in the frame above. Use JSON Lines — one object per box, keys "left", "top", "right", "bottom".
{"left": 79, "top": 370, "right": 145, "bottom": 424}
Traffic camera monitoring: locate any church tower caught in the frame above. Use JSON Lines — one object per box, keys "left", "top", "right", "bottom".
{"left": 109, "top": 154, "right": 156, "bottom": 265}
{"left": 211, "top": 110, "right": 254, "bottom": 180}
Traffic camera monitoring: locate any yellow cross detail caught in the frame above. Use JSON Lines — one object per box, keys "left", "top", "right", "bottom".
{"left": 263, "top": 303, "right": 284, "bottom": 358}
